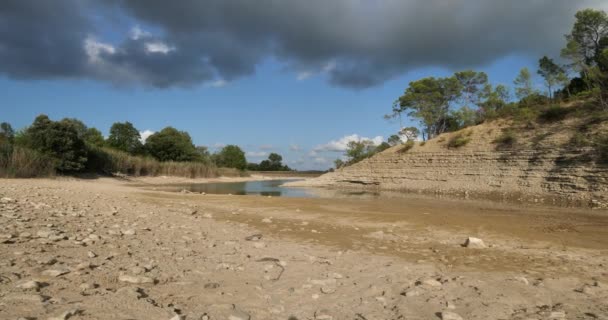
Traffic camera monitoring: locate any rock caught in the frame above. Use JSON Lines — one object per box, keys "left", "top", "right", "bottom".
{"left": 47, "top": 308, "right": 81, "bottom": 320}
{"left": 321, "top": 286, "right": 336, "bottom": 294}
{"left": 42, "top": 268, "right": 70, "bottom": 277}
{"left": 0, "top": 197, "right": 15, "bottom": 203}
{"left": 229, "top": 308, "right": 250, "bottom": 320}
{"left": 463, "top": 237, "right": 486, "bottom": 248}
{"left": 37, "top": 256, "right": 58, "bottom": 265}
{"left": 118, "top": 274, "right": 155, "bottom": 284}
{"left": 87, "top": 251, "right": 97, "bottom": 258}
{"left": 122, "top": 229, "right": 136, "bottom": 236}
{"left": 16, "top": 280, "right": 41, "bottom": 291}
{"left": 203, "top": 213, "right": 213, "bottom": 219}
{"left": 314, "top": 309, "right": 333, "bottom": 320}
{"left": 253, "top": 242, "right": 266, "bottom": 249}
{"left": 262, "top": 218, "right": 273, "bottom": 224}
{"left": 418, "top": 278, "right": 442, "bottom": 287}
{"left": 170, "top": 315, "right": 185, "bottom": 320}
{"left": 204, "top": 282, "right": 220, "bottom": 289}
{"left": 441, "top": 311, "right": 464, "bottom": 320}
{"left": 549, "top": 311, "right": 566, "bottom": 319}
{"left": 514, "top": 276, "right": 529, "bottom": 285}
{"left": 245, "top": 234, "right": 263, "bottom": 241}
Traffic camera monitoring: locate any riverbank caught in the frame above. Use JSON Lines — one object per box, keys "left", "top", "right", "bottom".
{"left": 1, "top": 177, "right": 607, "bottom": 319}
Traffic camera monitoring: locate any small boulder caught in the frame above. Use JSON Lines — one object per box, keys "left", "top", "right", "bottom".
{"left": 441, "top": 311, "right": 464, "bottom": 320}
{"left": 463, "top": 237, "right": 486, "bottom": 249}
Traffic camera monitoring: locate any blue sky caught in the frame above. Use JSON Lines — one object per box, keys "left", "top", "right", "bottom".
{"left": 1, "top": 1, "right": 604, "bottom": 170}
{"left": 1, "top": 55, "right": 538, "bottom": 170}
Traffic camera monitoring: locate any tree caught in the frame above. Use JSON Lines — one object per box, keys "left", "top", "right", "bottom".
{"left": 396, "top": 76, "right": 461, "bottom": 140}
{"left": 83, "top": 128, "right": 105, "bottom": 147}
{"left": 107, "top": 122, "right": 143, "bottom": 155}
{"left": 569, "top": 9, "right": 608, "bottom": 64}
{"left": 195, "top": 146, "right": 212, "bottom": 163}
{"left": 375, "top": 142, "right": 391, "bottom": 153}
{"left": 334, "top": 158, "right": 344, "bottom": 169}
{"left": 399, "top": 127, "right": 420, "bottom": 142}
{"left": 513, "top": 68, "right": 535, "bottom": 101}
{"left": 23, "top": 115, "right": 88, "bottom": 172}
{"left": 256, "top": 153, "right": 290, "bottom": 171}
{"left": 345, "top": 140, "right": 376, "bottom": 164}
{"left": 0, "top": 122, "right": 14, "bottom": 160}
{"left": 455, "top": 70, "right": 488, "bottom": 107}
{"left": 145, "top": 127, "right": 198, "bottom": 162}
{"left": 538, "top": 56, "right": 564, "bottom": 100}
{"left": 214, "top": 145, "right": 247, "bottom": 170}
{"left": 387, "top": 135, "right": 402, "bottom": 146}
{"left": 478, "top": 84, "right": 510, "bottom": 118}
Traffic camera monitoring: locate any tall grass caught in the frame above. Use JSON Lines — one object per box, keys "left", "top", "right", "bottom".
{"left": 87, "top": 147, "right": 243, "bottom": 178}
{"left": 0, "top": 146, "right": 56, "bottom": 178}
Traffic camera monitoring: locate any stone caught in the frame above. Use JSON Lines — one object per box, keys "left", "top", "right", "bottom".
{"left": 463, "top": 237, "right": 486, "bottom": 249}
{"left": 245, "top": 234, "right": 263, "bottom": 241}
{"left": 87, "top": 251, "right": 97, "bottom": 258}
{"left": 321, "top": 286, "right": 336, "bottom": 294}
{"left": 203, "top": 213, "right": 213, "bottom": 219}
{"left": 42, "top": 268, "right": 70, "bottom": 277}
{"left": 118, "top": 274, "right": 155, "bottom": 284}
{"left": 549, "top": 311, "right": 566, "bottom": 319}
{"left": 262, "top": 218, "right": 273, "bottom": 223}
{"left": 419, "top": 278, "right": 442, "bottom": 287}
{"left": 441, "top": 311, "right": 464, "bottom": 320}
{"left": 122, "top": 229, "right": 136, "bottom": 236}
{"left": 314, "top": 309, "right": 333, "bottom": 320}
{"left": 229, "top": 308, "right": 250, "bottom": 320}
{"left": 47, "top": 308, "right": 81, "bottom": 320}
{"left": 16, "top": 280, "right": 41, "bottom": 291}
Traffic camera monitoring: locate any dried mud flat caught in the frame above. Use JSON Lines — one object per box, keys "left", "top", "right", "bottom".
{"left": 1, "top": 177, "right": 607, "bottom": 320}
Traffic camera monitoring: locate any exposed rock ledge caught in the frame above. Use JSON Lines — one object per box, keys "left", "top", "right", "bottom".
{"left": 286, "top": 147, "right": 608, "bottom": 208}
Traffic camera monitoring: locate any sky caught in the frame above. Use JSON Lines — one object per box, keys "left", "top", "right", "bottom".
{"left": 2, "top": 0, "right": 607, "bottom": 170}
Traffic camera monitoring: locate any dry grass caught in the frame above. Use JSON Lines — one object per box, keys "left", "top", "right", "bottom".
{"left": 0, "top": 146, "right": 56, "bottom": 178}
{"left": 88, "top": 147, "right": 243, "bottom": 178}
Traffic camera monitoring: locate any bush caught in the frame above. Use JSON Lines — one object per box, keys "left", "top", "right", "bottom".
{"left": 493, "top": 130, "right": 517, "bottom": 148}
{"left": 145, "top": 127, "right": 198, "bottom": 162}
{"left": 569, "top": 132, "right": 591, "bottom": 148}
{"left": 596, "top": 134, "right": 608, "bottom": 164}
{"left": 397, "top": 140, "right": 415, "bottom": 153}
{"left": 447, "top": 133, "right": 471, "bottom": 149}
{"left": 539, "top": 105, "right": 571, "bottom": 122}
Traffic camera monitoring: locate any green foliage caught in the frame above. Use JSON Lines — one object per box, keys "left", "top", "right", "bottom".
{"left": 256, "top": 152, "right": 291, "bottom": 171}
{"left": 596, "top": 134, "right": 608, "bottom": 163}
{"left": 447, "top": 132, "right": 472, "bottom": 149}
{"left": 107, "top": 122, "right": 143, "bottom": 155}
{"left": 396, "top": 76, "right": 461, "bottom": 139}
{"left": 334, "top": 158, "right": 345, "bottom": 169}
{"left": 21, "top": 115, "right": 88, "bottom": 172}
{"left": 213, "top": 145, "right": 247, "bottom": 170}
{"left": 514, "top": 68, "right": 535, "bottom": 101}
{"left": 0, "top": 146, "right": 56, "bottom": 178}
{"left": 493, "top": 130, "right": 517, "bottom": 149}
{"left": 569, "top": 132, "right": 592, "bottom": 148}
{"left": 399, "top": 126, "right": 420, "bottom": 142}
{"left": 387, "top": 135, "right": 402, "bottom": 146}
{"left": 538, "top": 56, "right": 565, "bottom": 100}
{"left": 145, "top": 127, "right": 198, "bottom": 162}
{"left": 538, "top": 105, "right": 572, "bottom": 122}
{"left": 345, "top": 140, "right": 377, "bottom": 164}
{"left": 84, "top": 128, "right": 105, "bottom": 147}
{"left": 375, "top": 142, "right": 391, "bottom": 153}
{"left": 569, "top": 9, "right": 608, "bottom": 64}
{"left": 454, "top": 70, "right": 488, "bottom": 107}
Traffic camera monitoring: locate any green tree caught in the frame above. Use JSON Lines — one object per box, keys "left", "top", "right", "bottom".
{"left": 0, "top": 122, "right": 15, "bottom": 160}
{"left": 513, "top": 68, "right": 535, "bottom": 101}
{"left": 214, "top": 145, "right": 247, "bottom": 170}
{"left": 387, "top": 135, "right": 402, "bottom": 146}
{"left": 396, "top": 76, "right": 461, "bottom": 140}
{"left": 538, "top": 56, "right": 564, "bottom": 100}
{"left": 569, "top": 9, "right": 608, "bottom": 64}
{"left": 455, "top": 70, "right": 488, "bottom": 107}
{"left": 345, "top": 140, "right": 376, "bottom": 164}
{"left": 145, "top": 127, "right": 198, "bottom": 162}
{"left": 478, "top": 84, "right": 510, "bottom": 118}
{"left": 83, "top": 128, "right": 105, "bottom": 147}
{"left": 375, "top": 142, "right": 391, "bottom": 153}
{"left": 107, "top": 122, "right": 143, "bottom": 155}
{"left": 334, "top": 158, "right": 344, "bottom": 169}
{"left": 195, "top": 146, "right": 212, "bottom": 163}
{"left": 23, "top": 115, "right": 88, "bottom": 172}
{"left": 399, "top": 126, "right": 420, "bottom": 142}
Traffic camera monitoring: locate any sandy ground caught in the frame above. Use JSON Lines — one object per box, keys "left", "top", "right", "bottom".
{"left": 1, "top": 177, "right": 607, "bottom": 320}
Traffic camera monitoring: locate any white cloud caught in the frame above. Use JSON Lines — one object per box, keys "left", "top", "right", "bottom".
{"left": 84, "top": 36, "right": 115, "bottom": 63}
{"left": 139, "top": 130, "right": 155, "bottom": 143}
{"left": 247, "top": 151, "right": 267, "bottom": 157}
{"left": 289, "top": 144, "right": 302, "bottom": 152}
{"left": 313, "top": 157, "right": 329, "bottom": 164}
{"left": 213, "top": 143, "right": 226, "bottom": 148}
{"left": 207, "top": 79, "right": 228, "bottom": 88}
{"left": 296, "top": 71, "right": 313, "bottom": 81}
{"left": 145, "top": 41, "right": 175, "bottom": 54}
{"left": 130, "top": 26, "right": 150, "bottom": 40}
{"left": 314, "top": 134, "right": 384, "bottom": 152}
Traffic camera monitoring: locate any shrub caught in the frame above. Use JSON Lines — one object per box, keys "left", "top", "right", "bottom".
{"left": 397, "top": 140, "right": 415, "bottom": 153}
{"left": 539, "top": 105, "right": 571, "bottom": 122}
{"left": 493, "top": 130, "right": 517, "bottom": 148}
{"left": 596, "top": 134, "right": 608, "bottom": 164}
{"left": 569, "top": 132, "right": 591, "bottom": 148}
{"left": 447, "top": 133, "right": 471, "bottom": 149}
{"left": 419, "top": 141, "right": 426, "bottom": 146}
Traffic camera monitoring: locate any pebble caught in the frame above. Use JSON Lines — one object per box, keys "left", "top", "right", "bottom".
{"left": 47, "top": 308, "right": 81, "bottom": 320}
{"left": 229, "top": 308, "right": 250, "bottom": 320}
{"left": 42, "top": 268, "right": 70, "bottom": 277}
{"left": 16, "top": 280, "right": 41, "bottom": 291}
{"left": 262, "top": 218, "right": 273, "bottom": 223}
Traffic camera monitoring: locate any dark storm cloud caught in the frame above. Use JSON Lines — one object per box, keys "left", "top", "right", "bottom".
{"left": 1, "top": 0, "right": 607, "bottom": 88}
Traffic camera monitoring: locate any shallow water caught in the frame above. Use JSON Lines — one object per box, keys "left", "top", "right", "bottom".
{"left": 157, "top": 179, "right": 318, "bottom": 197}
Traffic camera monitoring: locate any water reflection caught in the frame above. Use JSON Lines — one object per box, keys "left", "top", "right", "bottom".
{"left": 155, "top": 179, "right": 318, "bottom": 198}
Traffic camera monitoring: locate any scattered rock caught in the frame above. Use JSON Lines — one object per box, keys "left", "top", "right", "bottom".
{"left": 47, "top": 308, "right": 81, "bottom": 320}
{"left": 441, "top": 311, "right": 464, "bottom": 320}
{"left": 118, "top": 274, "right": 155, "bottom": 284}
{"left": 42, "top": 268, "right": 70, "bottom": 277}
{"left": 463, "top": 237, "right": 486, "bottom": 249}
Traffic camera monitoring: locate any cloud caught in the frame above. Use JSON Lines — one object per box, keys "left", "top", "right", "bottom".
{"left": 289, "top": 144, "right": 302, "bottom": 152}
{"left": 314, "top": 134, "right": 384, "bottom": 152}
{"left": 1, "top": 0, "right": 607, "bottom": 88}
{"left": 246, "top": 151, "right": 267, "bottom": 158}
{"left": 139, "top": 130, "right": 155, "bottom": 143}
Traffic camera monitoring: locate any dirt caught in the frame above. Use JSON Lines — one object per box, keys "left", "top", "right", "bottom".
{"left": 1, "top": 177, "right": 607, "bottom": 320}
